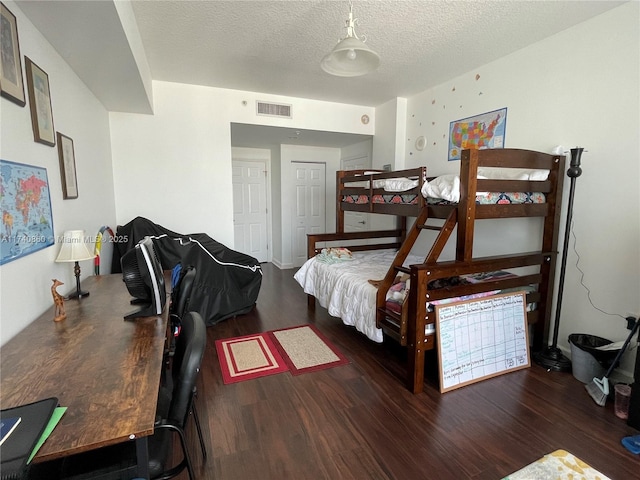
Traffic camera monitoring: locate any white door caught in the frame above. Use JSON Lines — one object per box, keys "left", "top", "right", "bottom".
{"left": 342, "top": 154, "right": 371, "bottom": 232}
{"left": 292, "top": 162, "right": 326, "bottom": 267}
{"left": 232, "top": 160, "right": 269, "bottom": 262}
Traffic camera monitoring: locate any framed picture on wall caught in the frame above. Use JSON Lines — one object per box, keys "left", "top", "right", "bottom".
{"left": 25, "top": 56, "right": 55, "bottom": 146}
{"left": 0, "top": 2, "right": 26, "bottom": 106}
{"left": 448, "top": 107, "right": 507, "bottom": 161}
{"left": 57, "top": 132, "right": 78, "bottom": 199}
{"left": 0, "top": 160, "right": 55, "bottom": 265}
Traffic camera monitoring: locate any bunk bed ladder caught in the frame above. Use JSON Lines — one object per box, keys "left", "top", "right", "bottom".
{"left": 376, "top": 207, "right": 458, "bottom": 345}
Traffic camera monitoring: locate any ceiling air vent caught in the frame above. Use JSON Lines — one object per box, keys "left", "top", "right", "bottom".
{"left": 256, "top": 101, "right": 292, "bottom": 118}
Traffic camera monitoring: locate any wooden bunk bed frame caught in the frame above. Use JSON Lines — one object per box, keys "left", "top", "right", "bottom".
{"left": 305, "top": 148, "right": 565, "bottom": 393}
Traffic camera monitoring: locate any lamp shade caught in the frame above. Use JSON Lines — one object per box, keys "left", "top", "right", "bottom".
{"left": 321, "top": 36, "right": 380, "bottom": 77}
{"left": 55, "top": 230, "right": 95, "bottom": 263}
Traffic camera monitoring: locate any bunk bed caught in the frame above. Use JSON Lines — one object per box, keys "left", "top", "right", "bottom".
{"left": 295, "top": 148, "right": 565, "bottom": 394}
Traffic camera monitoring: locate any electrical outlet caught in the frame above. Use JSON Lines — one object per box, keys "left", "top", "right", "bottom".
{"left": 626, "top": 315, "right": 639, "bottom": 330}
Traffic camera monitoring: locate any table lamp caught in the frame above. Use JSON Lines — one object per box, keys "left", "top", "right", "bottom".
{"left": 55, "top": 230, "right": 95, "bottom": 299}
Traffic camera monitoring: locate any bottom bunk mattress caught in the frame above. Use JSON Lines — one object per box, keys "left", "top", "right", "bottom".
{"left": 294, "top": 249, "right": 529, "bottom": 343}
{"left": 294, "top": 249, "right": 416, "bottom": 342}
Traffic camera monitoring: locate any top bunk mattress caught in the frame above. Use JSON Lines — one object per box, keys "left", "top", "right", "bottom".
{"left": 421, "top": 170, "right": 548, "bottom": 204}
{"left": 340, "top": 167, "right": 549, "bottom": 205}
{"left": 342, "top": 192, "right": 545, "bottom": 206}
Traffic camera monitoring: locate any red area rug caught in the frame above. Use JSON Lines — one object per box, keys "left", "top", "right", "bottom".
{"left": 216, "top": 325, "right": 349, "bottom": 384}
{"left": 268, "top": 324, "right": 350, "bottom": 375}
{"left": 215, "top": 332, "right": 288, "bottom": 384}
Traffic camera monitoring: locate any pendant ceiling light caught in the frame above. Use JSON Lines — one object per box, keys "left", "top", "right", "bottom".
{"left": 321, "top": 2, "right": 380, "bottom": 77}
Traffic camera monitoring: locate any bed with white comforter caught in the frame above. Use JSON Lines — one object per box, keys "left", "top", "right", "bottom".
{"left": 294, "top": 249, "right": 423, "bottom": 343}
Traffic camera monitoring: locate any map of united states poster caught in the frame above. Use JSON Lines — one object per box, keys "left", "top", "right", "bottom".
{"left": 448, "top": 108, "right": 507, "bottom": 161}
{"left": 0, "top": 160, "right": 54, "bottom": 264}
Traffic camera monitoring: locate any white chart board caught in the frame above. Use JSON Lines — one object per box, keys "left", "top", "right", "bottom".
{"left": 436, "top": 291, "right": 530, "bottom": 393}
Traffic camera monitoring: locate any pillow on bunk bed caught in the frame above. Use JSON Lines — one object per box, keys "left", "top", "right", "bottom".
{"left": 372, "top": 177, "right": 419, "bottom": 192}
{"left": 420, "top": 174, "right": 464, "bottom": 201}
{"left": 316, "top": 247, "right": 353, "bottom": 264}
{"left": 341, "top": 172, "right": 378, "bottom": 189}
{"left": 344, "top": 172, "right": 419, "bottom": 193}
{"left": 420, "top": 168, "right": 550, "bottom": 202}
{"left": 477, "top": 167, "right": 549, "bottom": 181}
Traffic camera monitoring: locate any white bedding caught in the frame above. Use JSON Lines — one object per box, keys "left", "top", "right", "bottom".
{"left": 421, "top": 168, "right": 550, "bottom": 202}
{"left": 346, "top": 173, "right": 419, "bottom": 193}
{"left": 294, "top": 249, "right": 423, "bottom": 343}
{"left": 295, "top": 249, "right": 532, "bottom": 343}
{"left": 344, "top": 168, "right": 549, "bottom": 202}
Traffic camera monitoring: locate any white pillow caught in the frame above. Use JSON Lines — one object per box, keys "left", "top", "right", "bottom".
{"left": 421, "top": 174, "right": 461, "bottom": 201}
{"left": 344, "top": 171, "right": 386, "bottom": 189}
{"left": 477, "top": 167, "right": 549, "bottom": 181}
{"left": 373, "top": 177, "right": 419, "bottom": 192}
{"left": 421, "top": 174, "right": 491, "bottom": 200}
{"left": 420, "top": 167, "right": 550, "bottom": 202}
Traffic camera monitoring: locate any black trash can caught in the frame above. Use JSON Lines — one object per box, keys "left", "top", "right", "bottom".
{"left": 568, "top": 334, "right": 620, "bottom": 383}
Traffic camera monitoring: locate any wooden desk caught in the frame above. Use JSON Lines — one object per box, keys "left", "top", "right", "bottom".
{"left": 0, "top": 274, "right": 168, "bottom": 479}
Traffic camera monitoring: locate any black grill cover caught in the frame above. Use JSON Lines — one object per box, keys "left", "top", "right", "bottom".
{"left": 112, "top": 217, "right": 262, "bottom": 325}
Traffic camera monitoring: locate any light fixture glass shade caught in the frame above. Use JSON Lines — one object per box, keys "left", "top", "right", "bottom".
{"left": 321, "top": 36, "right": 380, "bottom": 77}
{"left": 321, "top": 2, "right": 380, "bottom": 77}
{"left": 55, "top": 230, "right": 95, "bottom": 262}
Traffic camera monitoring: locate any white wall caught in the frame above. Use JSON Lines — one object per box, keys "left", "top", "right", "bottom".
{"left": 373, "top": 97, "right": 407, "bottom": 170}
{"left": 270, "top": 146, "right": 282, "bottom": 265}
{"left": 341, "top": 139, "right": 373, "bottom": 168}
{"left": 110, "top": 81, "right": 375, "bottom": 248}
{"left": 342, "top": 135, "right": 398, "bottom": 233}
{"left": 0, "top": 1, "right": 116, "bottom": 344}
{"left": 404, "top": 2, "right": 640, "bottom": 377}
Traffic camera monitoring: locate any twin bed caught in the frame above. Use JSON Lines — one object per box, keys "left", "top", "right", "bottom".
{"left": 294, "top": 148, "right": 565, "bottom": 393}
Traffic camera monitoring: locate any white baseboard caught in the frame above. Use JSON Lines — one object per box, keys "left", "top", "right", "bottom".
{"left": 271, "top": 259, "right": 294, "bottom": 270}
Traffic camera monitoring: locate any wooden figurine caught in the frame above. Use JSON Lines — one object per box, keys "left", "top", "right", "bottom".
{"left": 51, "top": 279, "right": 66, "bottom": 322}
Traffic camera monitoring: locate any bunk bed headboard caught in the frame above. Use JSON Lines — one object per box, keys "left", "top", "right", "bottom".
{"left": 336, "top": 169, "right": 384, "bottom": 232}
{"left": 457, "top": 148, "right": 565, "bottom": 263}
{"left": 336, "top": 167, "right": 428, "bottom": 233}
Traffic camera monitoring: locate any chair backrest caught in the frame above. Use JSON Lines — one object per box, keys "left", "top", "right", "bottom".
{"left": 170, "top": 266, "right": 197, "bottom": 324}
{"left": 168, "top": 311, "right": 206, "bottom": 426}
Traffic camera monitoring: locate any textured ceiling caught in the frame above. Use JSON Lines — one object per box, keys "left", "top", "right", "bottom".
{"left": 17, "top": 0, "right": 625, "bottom": 111}
{"left": 129, "top": 0, "right": 624, "bottom": 106}
{"left": 15, "top": 0, "right": 625, "bottom": 147}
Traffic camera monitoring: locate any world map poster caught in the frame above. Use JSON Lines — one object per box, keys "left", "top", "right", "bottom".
{"left": 1, "top": 159, "right": 54, "bottom": 265}
{"left": 448, "top": 107, "right": 507, "bottom": 161}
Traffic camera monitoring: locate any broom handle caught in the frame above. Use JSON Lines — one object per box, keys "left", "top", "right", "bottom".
{"left": 602, "top": 319, "right": 640, "bottom": 378}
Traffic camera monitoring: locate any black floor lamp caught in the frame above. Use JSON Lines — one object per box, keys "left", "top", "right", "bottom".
{"left": 534, "top": 147, "right": 584, "bottom": 371}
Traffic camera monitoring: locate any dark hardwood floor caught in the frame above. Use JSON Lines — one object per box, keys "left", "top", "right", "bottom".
{"left": 183, "top": 263, "right": 638, "bottom": 479}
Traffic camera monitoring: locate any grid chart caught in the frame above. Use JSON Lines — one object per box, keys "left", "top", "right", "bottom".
{"left": 436, "top": 291, "right": 529, "bottom": 392}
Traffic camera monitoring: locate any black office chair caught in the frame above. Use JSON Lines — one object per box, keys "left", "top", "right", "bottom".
{"left": 33, "top": 311, "right": 208, "bottom": 480}
{"left": 165, "top": 266, "right": 197, "bottom": 370}
{"left": 152, "top": 310, "right": 207, "bottom": 480}
{"left": 157, "top": 307, "right": 208, "bottom": 478}
{"left": 170, "top": 265, "right": 197, "bottom": 327}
